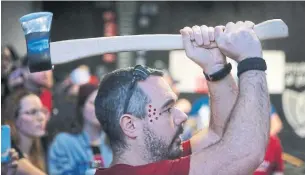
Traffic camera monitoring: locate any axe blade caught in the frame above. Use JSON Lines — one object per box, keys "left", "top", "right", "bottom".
{"left": 20, "top": 12, "right": 53, "bottom": 73}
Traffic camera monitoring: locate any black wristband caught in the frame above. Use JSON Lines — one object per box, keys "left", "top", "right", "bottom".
{"left": 237, "top": 57, "right": 267, "bottom": 77}
{"left": 203, "top": 63, "right": 232, "bottom": 82}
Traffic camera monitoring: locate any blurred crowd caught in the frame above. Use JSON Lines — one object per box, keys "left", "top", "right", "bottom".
{"left": 1, "top": 45, "right": 285, "bottom": 175}
{"left": 1, "top": 45, "right": 111, "bottom": 175}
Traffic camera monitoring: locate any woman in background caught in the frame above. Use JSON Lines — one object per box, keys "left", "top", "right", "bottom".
{"left": 48, "top": 83, "right": 113, "bottom": 175}
{"left": 2, "top": 88, "right": 48, "bottom": 175}
{"left": 1, "top": 45, "right": 19, "bottom": 104}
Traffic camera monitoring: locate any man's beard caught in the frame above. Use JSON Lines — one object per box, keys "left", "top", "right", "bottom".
{"left": 143, "top": 125, "right": 184, "bottom": 162}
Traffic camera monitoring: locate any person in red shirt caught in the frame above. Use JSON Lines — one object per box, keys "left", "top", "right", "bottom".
{"left": 254, "top": 136, "right": 284, "bottom": 175}
{"left": 94, "top": 21, "right": 271, "bottom": 175}
{"left": 253, "top": 105, "right": 284, "bottom": 175}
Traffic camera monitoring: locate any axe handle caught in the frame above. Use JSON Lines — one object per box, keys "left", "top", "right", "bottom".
{"left": 51, "top": 19, "right": 288, "bottom": 65}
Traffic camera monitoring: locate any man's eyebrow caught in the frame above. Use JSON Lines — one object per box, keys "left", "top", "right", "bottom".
{"left": 161, "top": 98, "right": 176, "bottom": 110}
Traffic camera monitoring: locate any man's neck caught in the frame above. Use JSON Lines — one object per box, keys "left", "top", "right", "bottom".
{"left": 112, "top": 145, "right": 151, "bottom": 166}
{"left": 17, "top": 131, "right": 33, "bottom": 156}
{"left": 83, "top": 122, "right": 101, "bottom": 146}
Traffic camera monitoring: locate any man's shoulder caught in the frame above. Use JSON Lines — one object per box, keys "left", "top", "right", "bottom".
{"left": 95, "top": 157, "right": 191, "bottom": 175}
{"left": 94, "top": 164, "right": 133, "bottom": 175}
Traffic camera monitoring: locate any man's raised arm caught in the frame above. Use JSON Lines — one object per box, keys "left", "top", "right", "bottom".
{"left": 181, "top": 25, "right": 239, "bottom": 153}
{"left": 181, "top": 21, "right": 270, "bottom": 175}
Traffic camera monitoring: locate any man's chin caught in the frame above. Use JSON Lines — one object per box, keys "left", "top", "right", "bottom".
{"left": 168, "top": 144, "right": 183, "bottom": 160}
{"left": 172, "top": 137, "right": 183, "bottom": 149}
{"left": 168, "top": 150, "right": 183, "bottom": 160}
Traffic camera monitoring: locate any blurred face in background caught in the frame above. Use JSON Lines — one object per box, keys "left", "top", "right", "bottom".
{"left": 16, "top": 94, "right": 48, "bottom": 138}
{"left": 83, "top": 90, "right": 100, "bottom": 126}
{"left": 28, "top": 70, "right": 53, "bottom": 89}
{"left": 1, "top": 47, "right": 13, "bottom": 76}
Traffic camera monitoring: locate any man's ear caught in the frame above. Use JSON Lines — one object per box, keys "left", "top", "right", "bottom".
{"left": 119, "top": 114, "right": 141, "bottom": 139}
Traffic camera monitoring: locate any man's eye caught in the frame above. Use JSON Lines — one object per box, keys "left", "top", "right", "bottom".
{"left": 166, "top": 108, "right": 172, "bottom": 113}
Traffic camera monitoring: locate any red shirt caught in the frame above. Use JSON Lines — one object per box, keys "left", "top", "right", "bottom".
{"left": 95, "top": 140, "right": 192, "bottom": 175}
{"left": 89, "top": 76, "right": 99, "bottom": 86}
{"left": 253, "top": 136, "right": 284, "bottom": 175}
{"left": 39, "top": 88, "right": 52, "bottom": 113}
{"left": 91, "top": 145, "right": 105, "bottom": 168}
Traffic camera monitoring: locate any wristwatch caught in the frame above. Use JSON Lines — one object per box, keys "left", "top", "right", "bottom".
{"left": 203, "top": 63, "right": 232, "bottom": 81}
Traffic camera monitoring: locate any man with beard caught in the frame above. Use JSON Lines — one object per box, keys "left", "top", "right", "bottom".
{"left": 94, "top": 21, "right": 270, "bottom": 175}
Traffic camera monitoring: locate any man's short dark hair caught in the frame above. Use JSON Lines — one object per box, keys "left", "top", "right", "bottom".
{"left": 95, "top": 66, "right": 163, "bottom": 153}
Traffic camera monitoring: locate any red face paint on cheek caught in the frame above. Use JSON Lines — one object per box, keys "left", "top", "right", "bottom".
{"left": 156, "top": 111, "right": 162, "bottom": 120}
{"left": 148, "top": 105, "right": 161, "bottom": 122}
{"left": 148, "top": 105, "right": 152, "bottom": 122}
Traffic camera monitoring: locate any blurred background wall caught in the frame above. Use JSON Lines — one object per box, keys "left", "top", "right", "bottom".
{"left": 2, "top": 1, "right": 42, "bottom": 56}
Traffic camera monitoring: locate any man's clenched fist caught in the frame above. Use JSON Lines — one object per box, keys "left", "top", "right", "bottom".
{"left": 180, "top": 25, "right": 226, "bottom": 74}
{"left": 215, "top": 21, "right": 263, "bottom": 62}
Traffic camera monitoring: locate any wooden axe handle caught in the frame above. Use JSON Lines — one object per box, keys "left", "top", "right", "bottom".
{"left": 51, "top": 19, "right": 288, "bottom": 65}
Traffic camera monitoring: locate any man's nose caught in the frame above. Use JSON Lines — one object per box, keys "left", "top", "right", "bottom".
{"left": 173, "top": 108, "right": 188, "bottom": 126}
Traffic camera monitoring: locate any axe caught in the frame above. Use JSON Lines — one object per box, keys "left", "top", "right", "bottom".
{"left": 20, "top": 12, "right": 289, "bottom": 73}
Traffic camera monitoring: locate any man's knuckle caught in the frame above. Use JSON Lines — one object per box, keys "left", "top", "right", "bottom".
{"left": 192, "top": 25, "right": 200, "bottom": 29}
{"left": 226, "top": 22, "right": 233, "bottom": 26}
{"left": 215, "top": 26, "right": 221, "bottom": 30}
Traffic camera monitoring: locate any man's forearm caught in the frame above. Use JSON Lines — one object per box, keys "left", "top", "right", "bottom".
{"left": 207, "top": 73, "right": 238, "bottom": 137}
{"left": 189, "top": 70, "right": 270, "bottom": 175}
{"left": 218, "top": 70, "right": 270, "bottom": 173}
{"left": 190, "top": 73, "right": 238, "bottom": 153}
